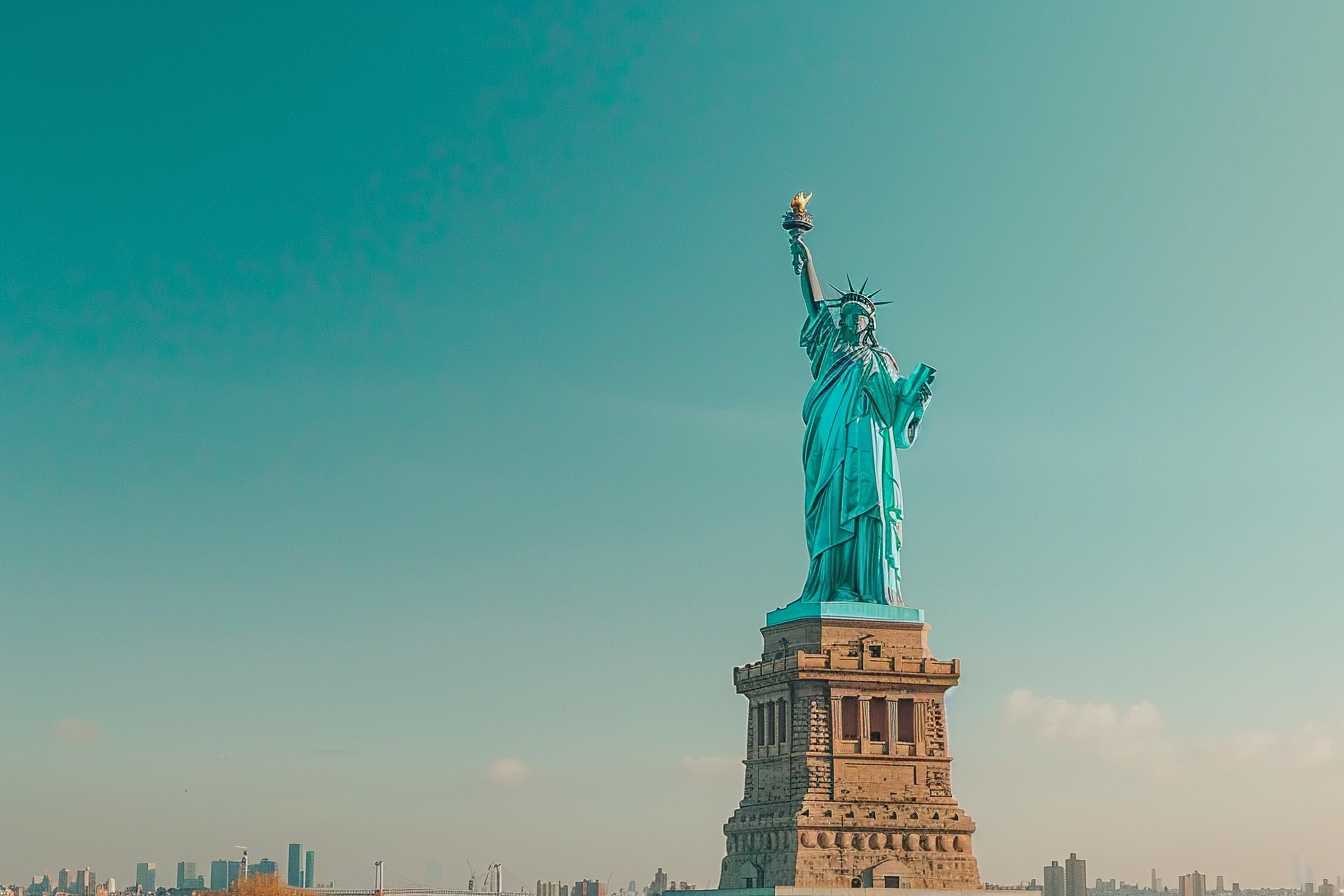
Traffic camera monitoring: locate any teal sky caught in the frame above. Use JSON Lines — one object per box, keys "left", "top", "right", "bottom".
{"left": 4, "top": 2, "right": 1343, "bottom": 891}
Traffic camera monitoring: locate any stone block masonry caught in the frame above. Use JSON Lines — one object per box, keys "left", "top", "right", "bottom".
{"left": 717, "top": 616, "right": 982, "bottom": 890}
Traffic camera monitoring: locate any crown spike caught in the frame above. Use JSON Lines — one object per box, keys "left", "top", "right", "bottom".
{"left": 860, "top": 277, "right": 869, "bottom": 295}
{"left": 846, "top": 274, "right": 855, "bottom": 291}
{"left": 868, "top": 288, "right": 882, "bottom": 297}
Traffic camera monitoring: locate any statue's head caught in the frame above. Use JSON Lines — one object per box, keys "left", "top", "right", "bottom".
{"left": 833, "top": 291, "right": 887, "bottom": 346}
{"left": 839, "top": 297, "right": 874, "bottom": 343}
{"left": 830, "top": 282, "right": 888, "bottom": 346}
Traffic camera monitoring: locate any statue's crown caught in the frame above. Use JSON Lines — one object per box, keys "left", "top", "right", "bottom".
{"left": 825, "top": 276, "right": 891, "bottom": 313}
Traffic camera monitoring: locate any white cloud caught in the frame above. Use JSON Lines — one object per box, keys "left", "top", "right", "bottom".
{"left": 1006, "top": 688, "right": 1162, "bottom": 738}
{"left": 486, "top": 757, "right": 530, "bottom": 784}
{"left": 1004, "top": 689, "right": 1338, "bottom": 769}
{"left": 1004, "top": 688, "right": 1164, "bottom": 759}
{"left": 52, "top": 718, "right": 101, "bottom": 743}
{"left": 679, "top": 755, "right": 740, "bottom": 775}
{"left": 1207, "top": 723, "right": 1337, "bottom": 769}
{"left": 1297, "top": 723, "right": 1338, "bottom": 766}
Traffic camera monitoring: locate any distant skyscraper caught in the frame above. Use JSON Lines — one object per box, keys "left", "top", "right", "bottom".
{"left": 288, "top": 845, "right": 304, "bottom": 888}
{"left": 251, "top": 860, "right": 278, "bottom": 879}
{"left": 135, "top": 865, "right": 156, "bottom": 892}
{"left": 177, "top": 865, "right": 196, "bottom": 891}
{"left": 1152, "top": 870, "right": 1159, "bottom": 893}
{"left": 209, "top": 862, "right": 242, "bottom": 892}
{"left": 1065, "top": 855, "right": 1087, "bottom": 896}
{"left": 1179, "top": 872, "right": 1206, "bottom": 896}
{"left": 106, "top": 881, "right": 115, "bottom": 894}
{"left": 1217, "top": 877, "right": 1224, "bottom": 892}
{"left": 304, "top": 852, "right": 315, "bottom": 889}
{"left": 76, "top": 870, "right": 94, "bottom": 896}
{"left": 1045, "top": 861, "right": 1066, "bottom": 896}
{"left": 211, "top": 862, "right": 227, "bottom": 892}
{"left": 59, "top": 871, "right": 72, "bottom": 893}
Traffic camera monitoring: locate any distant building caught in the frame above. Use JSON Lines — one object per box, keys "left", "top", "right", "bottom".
{"left": 210, "top": 862, "right": 228, "bottom": 892}
{"left": 1320, "top": 881, "right": 1337, "bottom": 896}
{"left": 59, "top": 871, "right": 72, "bottom": 892}
{"left": 210, "top": 861, "right": 242, "bottom": 891}
{"left": 573, "top": 882, "right": 606, "bottom": 896}
{"left": 288, "top": 845, "right": 304, "bottom": 888}
{"left": 1179, "top": 873, "right": 1206, "bottom": 896}
{"left": 1045, "top": 862, "right": 1066, "bottom": 896}
{"left": 105, "top": 881, "right": 115, "bottom": 894}
{"left": 649, "top": 870, "right": 669, "bottom": 896}
{"left": 135, "top": 866, "right": 156, "bottom": 892}
{"left": 75, "top": 870, "right": 94, "bottom": 896}
{"left": 252, "top": 860, "right": 278, "bottom": 879}
{"left": 1065, "top": 854, "right": 1086, "bottom": 896}
{"left": 1151, "top": 871, "right": 1159, "bottom": 893}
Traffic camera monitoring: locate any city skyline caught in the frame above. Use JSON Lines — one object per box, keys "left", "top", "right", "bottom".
{"left": 11, "top": 851, "right": 1340, "bottom": 896}
{"left": 5, "top": 1, "right": 1343, "bottom": 890}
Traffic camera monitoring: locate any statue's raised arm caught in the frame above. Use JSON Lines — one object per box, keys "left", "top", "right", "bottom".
{"left": 791, "top": 235, "right": 826, "bottom": 316}
{"left": 783, "top": 192, "right": 826, "bottom": 317}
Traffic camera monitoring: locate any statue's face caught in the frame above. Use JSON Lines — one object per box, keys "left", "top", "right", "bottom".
{"left": 840, "top": 305, "right": 871, "bottom": 341}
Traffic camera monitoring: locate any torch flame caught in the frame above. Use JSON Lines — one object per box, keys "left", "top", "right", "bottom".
{"left": 790, "top": 191, "right": 813, "bottom": 213}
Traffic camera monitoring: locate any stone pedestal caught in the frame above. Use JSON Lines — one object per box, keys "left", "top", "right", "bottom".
{"left": 717, "top": 605, "right": 981, "bottom": 891}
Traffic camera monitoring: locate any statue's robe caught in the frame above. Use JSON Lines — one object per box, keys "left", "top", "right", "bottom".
{"left": 799, "top": 309, "right": 924, "bottom": 605}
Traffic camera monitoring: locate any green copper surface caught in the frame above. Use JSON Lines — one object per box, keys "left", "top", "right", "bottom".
{"left": 785, "top": 212, "right": 935, "bottom": 609}
{"left": 765, "top": 600, "right": 925, "bottom": 627}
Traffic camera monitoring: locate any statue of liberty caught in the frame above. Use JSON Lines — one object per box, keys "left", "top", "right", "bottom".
{"left": 783, "top": 193, "right": 935, "bottom": 607}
